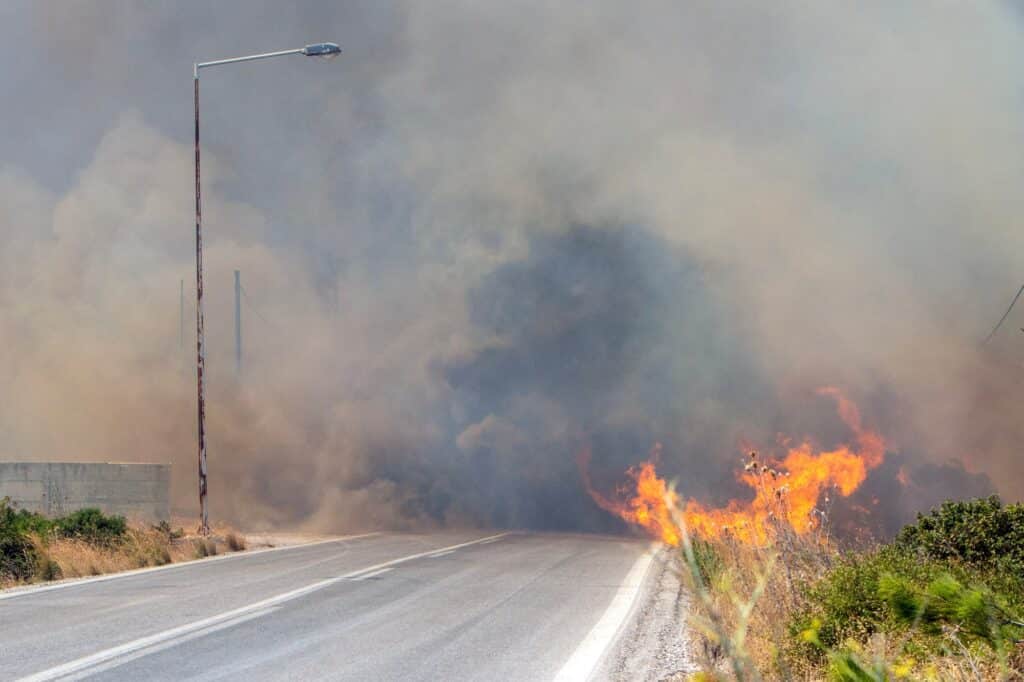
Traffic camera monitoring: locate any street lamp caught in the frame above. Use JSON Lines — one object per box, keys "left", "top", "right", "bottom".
{"left": 193, "top": 42, "right": 341, "bottom": 535}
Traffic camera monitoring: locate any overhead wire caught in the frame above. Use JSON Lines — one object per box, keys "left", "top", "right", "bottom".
{"left": 238, "top": 282, "right": 280, "bottom": 330}
{"left": 982, "top": 283, "right": 1024, "bottom": 345}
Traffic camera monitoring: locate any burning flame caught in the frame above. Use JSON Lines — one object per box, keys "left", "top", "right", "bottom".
{"left": 579, "top": 443, "right": 681, "bottom": 546}
{"left": 580, "top": 388, "right": 886, "bottom": 546}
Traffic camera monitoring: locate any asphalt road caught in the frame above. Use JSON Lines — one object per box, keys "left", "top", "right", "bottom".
{"left": 0, "top": 532, "right": 657, "bottom": 681}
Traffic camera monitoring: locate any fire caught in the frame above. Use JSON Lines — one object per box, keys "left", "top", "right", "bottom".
{"left": 579, "top": 443, "right": 681, "bottom": 546}
{"left": 580, "top": 388, "right": 886, "bottom": 545}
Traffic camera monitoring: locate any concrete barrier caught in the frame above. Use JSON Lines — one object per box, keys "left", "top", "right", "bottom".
{"left": 0, "top": 462, "right": 170, "bottom": 522}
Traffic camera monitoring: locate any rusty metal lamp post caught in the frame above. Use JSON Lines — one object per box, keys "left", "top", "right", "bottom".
{"left": 193, "top": 42, "right": 341, "bottom": 535}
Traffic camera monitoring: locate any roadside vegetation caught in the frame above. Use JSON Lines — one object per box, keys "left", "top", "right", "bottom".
{"left": 676, "top": 494, "right": 1024, "bottom": 680}
{"left": 0, "top": 498, "right": 247, "bottom": 587}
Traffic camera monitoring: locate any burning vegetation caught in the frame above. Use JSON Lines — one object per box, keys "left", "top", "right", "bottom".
{"left": 582, "top": 389, "right": 1024, "bottom": 678}
{"left": 580, "top": 388, "right": 886, "bottom": 546}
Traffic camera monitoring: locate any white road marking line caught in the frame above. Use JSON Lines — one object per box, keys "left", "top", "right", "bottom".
{"left": 0, "top": 533, "right": 381, "bottom": 602}
{"left": 15, "top": 532, "right": 509, "bottom": 682}
{"left": 61, "top": 607, "right": 277, "bottom": 682}
{"left": 349, "top": 567, "right": 393, "bottom": 581}
{"left": 478, "top": 536, "right": 504, "bottom": 545}
{"left": 552, "top": 543, "right": 658, "bottom": 682}
{"left": 427, "top": 549, "right": 456, "bottom": 558}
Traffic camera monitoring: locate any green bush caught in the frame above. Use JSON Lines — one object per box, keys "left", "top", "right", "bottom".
{"left": 880, "top": 573, "right": 1023, "bottom": 654}
{"left": 894, "top": 495, "right": 1024, "bottom": 610}
{"left": 787, "top": 496, "right": 1024, "bottom": 674}
{"left": 790, "top": 546, "right": 951, "bottom": 651}
{"left": 0, "top": 529, "right": 37, "bottom": 581}
{"left": 894, "top": 495, "right": 1024, "bottom": 575}
{"left": 1, "top": 498, "right": 44, "bottom": 580}
{"left": 690, "top": 538, "right": 725, "bottom": 587}
{"left": 1, "top": 500, "right": 128, "bottom": 583}
{"left": 2, "top": 500, "right": 126, "bottom": 546}
{"left": 0, "top": 497, "right": 54, "bottom": 537}
{"left": 54, "top": 508, "right": 126, "bottom": 546}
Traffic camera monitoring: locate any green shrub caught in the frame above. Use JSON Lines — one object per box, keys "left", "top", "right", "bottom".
{"left": 880, "top": 573, "right": 1023, "bottom": 655}
{"left": 1, "top": 500, "right": 129, "bottom": 582}
{"left": 0, "top": 497, "right": 54, "bottom": 537}
{"left": 790, "top": 546, "right": 951, "bottom": 652}
{"left": 894, "top": 495, "right": 1024, "bottom": 610}
{"left": 797, "top": 496, "right": 1024, "bottom": 650}
{"left": 54, "top": 508, "right": 126, "bottom": 546}
{"left": 787, "top": 496, "right": 1024, "bottom": 674}
{"left": 0, "top": 529, "right": 37, "bottom": 581}
{"left": 690, "top": 538, "right": 724, "bottom": 587}
{"left": 894, "top": 495, "right": 1024, "bottom": 576}
{"left": 1, "top": 498, "right": 45, "bottom": 580}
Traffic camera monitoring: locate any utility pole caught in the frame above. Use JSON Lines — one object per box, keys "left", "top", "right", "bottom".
{"left": 180, "top": 278, "right": 185, "bottom": 357}
{"left": 194, "top": 65, "right": 209, "bottom": 535}
{"left": 234, "top": 270, "right": 242, "bottom": 377}
{"left": 192, "top": 41, "right": 341, "bottom": 535}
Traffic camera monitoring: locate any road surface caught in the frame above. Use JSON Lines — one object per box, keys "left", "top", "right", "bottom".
{"left": 0, "top": 532, "right": 659, "bottom": 681}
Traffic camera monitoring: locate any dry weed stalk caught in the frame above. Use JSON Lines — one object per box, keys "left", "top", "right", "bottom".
{"left": 668, "top": 480, "right": 767, "bottom": 681}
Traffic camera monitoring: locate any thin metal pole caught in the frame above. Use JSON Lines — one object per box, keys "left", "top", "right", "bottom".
{"left": 194, "top": 69, "right": 209, "bottom": 536}
{"left": 234, "top": 270, "right": 242, "bottom": 377}
{"left": 180, "top": 278, "right": 185, "bottom": 373}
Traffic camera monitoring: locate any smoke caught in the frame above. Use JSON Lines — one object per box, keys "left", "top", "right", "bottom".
{"left": 1, "top": 2, "right": 1022, "bottom": 533}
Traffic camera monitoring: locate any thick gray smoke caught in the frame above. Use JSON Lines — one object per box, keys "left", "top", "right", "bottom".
{"left": 1, "top": 2, "right": 1021, "bottom": 533}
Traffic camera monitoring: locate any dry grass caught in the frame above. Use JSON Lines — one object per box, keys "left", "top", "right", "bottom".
{"left": 687, "top": 532, "right": 834, "bottom": 678}
{"left": 225, "top": 531, "right": 247, "bottom": 552}
{"left": 0, "top": 522, "right": 249, "bottom": 589}
{"left": 42, "top": 527, "right": 179, "bottom": 578}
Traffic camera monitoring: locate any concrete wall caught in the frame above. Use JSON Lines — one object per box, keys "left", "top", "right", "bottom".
{"left": 0, "top": 462, "right": 170, "bottom": 522}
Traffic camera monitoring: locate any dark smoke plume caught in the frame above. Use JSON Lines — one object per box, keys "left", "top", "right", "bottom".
{"left": 0, "top": 2, "right": 1019, "bottom": 534}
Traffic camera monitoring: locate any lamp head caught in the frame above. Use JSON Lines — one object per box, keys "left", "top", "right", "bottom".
{"left": 303, "top": 42, "right": 342, "bottom": 60}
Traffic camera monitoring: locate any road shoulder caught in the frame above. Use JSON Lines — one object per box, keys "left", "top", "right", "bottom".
{"left": 599, "top": 547, "right": 695, "bottom": 681}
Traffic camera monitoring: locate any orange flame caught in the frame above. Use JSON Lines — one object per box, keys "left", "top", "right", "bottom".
{"left": 579, "top": 443, "right": 681, "bottom": 546}
{"left": 580, "top": 388, "right": 886, "bottom": 546}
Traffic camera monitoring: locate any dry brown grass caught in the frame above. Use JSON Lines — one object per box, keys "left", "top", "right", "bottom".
{"left": 1, "top": 522, "right": 249, "bottom": 589}
{"left": 225, "top": 531, "right": 247, "bottom": 552}
{"left": 42, "top": 527, "right": 179, "bottom": 579}
{"left": 688, "top": 531, "right": 834, "bottom": 679}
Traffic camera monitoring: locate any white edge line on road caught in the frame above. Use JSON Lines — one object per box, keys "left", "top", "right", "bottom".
{"left": 427, "top": 549, "right": 456, "bottom": 558}
{"left": 15, "top": 532, "right": 510, "bottom": 682}
{"left": 349, "top": 567, "right": 393, "bottom": 581}
{"left": 552, "top": 542, "right": 658, "bottom": 682}
{"left": 61, "top": 607, "right": 277, "bottom": 682}
{"left": 0, "top": 533, "right": 381, "bottom": 602}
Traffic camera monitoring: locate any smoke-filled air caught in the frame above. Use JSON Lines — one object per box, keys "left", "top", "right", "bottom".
{"left": 1, "top": 2, "right": 1020, "bottom": 536}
